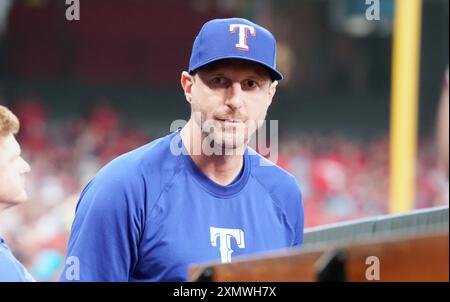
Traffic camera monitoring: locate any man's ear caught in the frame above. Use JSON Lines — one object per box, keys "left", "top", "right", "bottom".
{"left": 181, "top": 71, "right": 194, "bottom": 104}
{"left": 268, "top": 80, "right": 278, "bottom": 105}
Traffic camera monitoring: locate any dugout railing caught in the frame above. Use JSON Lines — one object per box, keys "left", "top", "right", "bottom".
{"left": 188, "top": 206, "right": 449, "bottom": 282}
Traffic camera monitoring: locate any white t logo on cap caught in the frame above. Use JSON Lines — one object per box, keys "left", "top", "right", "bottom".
{"left": 229, "top": 24, "right": 256, "bottom": 51}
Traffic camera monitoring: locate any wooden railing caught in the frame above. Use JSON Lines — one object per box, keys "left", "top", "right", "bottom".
{"left": 189, "top": 230, "right": 449, "bottom": 282}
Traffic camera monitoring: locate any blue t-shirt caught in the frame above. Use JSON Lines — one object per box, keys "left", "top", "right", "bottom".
{"left": 0, "top": 238, "right": 34, "bottom": 282}
{"left": 61, "top": 130, "right": 304, "bottom": 281}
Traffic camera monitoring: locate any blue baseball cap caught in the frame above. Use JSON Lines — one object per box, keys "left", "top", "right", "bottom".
{"left": 188, "top": 18, "right": 283, "bottom": 81}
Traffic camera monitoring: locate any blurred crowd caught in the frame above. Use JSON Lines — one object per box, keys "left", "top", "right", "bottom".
{"left": 0, "top": 97, "right": 448, "bottom": 281}
{"left": 278, "top": 134, "right": 448, "bottom": 226}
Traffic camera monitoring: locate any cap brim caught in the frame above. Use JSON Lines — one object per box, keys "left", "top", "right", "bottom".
{"left": 189, "top": 56, "right": 283, "bottom": 81}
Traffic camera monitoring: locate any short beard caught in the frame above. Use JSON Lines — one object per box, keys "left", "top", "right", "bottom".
{"left": 200, "top": 121, "right": 251, "bottom": 156}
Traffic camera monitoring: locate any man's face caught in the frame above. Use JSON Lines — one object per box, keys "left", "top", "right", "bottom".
{"left": 182, "top": 59, "right": 278, "bottom": 151}
{"left": 0, "top": 134, "right": 31, "bottom": 205}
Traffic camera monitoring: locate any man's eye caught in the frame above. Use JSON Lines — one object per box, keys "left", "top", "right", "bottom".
{"left": 244, "top": 80, "right": 258, "bottom": 89}
{"left": 211, "top": 77, "right": 228, "bottom": 86}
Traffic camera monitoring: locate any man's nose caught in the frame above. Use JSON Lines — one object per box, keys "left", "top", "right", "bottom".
{"left": 20, "top": 158, "right": 31, "bottom": 174}
{"left": 225, "top": 83, "right": 244, "bottom": 110}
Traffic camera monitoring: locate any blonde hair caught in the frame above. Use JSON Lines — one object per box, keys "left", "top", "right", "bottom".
{"left": 0, "top": 105, "right": 20, "bottom": 136}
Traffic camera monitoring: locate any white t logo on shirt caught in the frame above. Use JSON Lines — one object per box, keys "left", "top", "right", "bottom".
{"left": 210, "top": 226, "right": 245, "bottom": 263}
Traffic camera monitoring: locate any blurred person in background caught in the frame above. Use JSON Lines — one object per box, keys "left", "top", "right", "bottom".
{"left": 436, "top": 67, "right": 449, "bottom": 178}
{"left": 0, "top": 105, "right": 33, "bottom": 281}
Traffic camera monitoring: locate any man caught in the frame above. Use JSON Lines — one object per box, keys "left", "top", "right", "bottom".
{"left": 61, "top": 18, "right": 304, "bottom": 282}
{"left": 0, "top": 105, "right": 33, "bottom": 282}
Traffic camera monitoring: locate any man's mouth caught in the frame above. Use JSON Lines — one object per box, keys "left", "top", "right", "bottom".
{"left": 215, "top": 118, "right": 244, "bottom": 125}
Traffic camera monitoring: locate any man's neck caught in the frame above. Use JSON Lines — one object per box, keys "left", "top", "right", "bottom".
{"left": 180, "top": 121, "right": 246, "bottom": 186}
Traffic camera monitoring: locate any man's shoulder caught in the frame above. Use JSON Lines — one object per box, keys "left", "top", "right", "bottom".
{"left": 82, "top": 131, "right": 181, "bottom": 200}
{"left": 247, "top": 147, "right": 299, "bottom": 191}
{"left": 247, "top": 147, "right": 302, "bottom": 207}
{"left": 0, "top": 243, "right": 34, "bottom": 282}
{"left": 74, "top": 131, "right": 181, "bottom": 219}
{"left": 247, "top": 148, "right": 304, "bottom": 240}
{"left": 98, "top": 131, "right": 180, "bottom": 179}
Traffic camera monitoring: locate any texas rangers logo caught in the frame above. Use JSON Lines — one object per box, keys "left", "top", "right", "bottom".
{"left": 229, "top": 24, "right": 256, "bottom": 51}
{"left": 210, "top": 227, "right": 245, "bottom": 263}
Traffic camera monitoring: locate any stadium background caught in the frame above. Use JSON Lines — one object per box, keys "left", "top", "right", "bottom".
{"left": 0, "top": 0, "right": 448, "bottom": 281}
